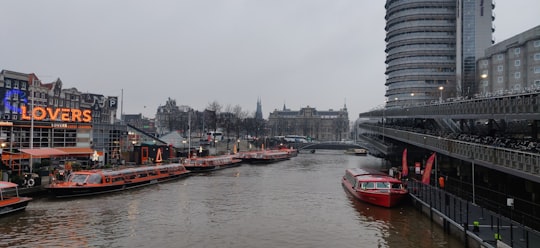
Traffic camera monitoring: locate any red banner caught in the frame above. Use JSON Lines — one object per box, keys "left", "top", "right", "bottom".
{"left": 402, "top": 148, "right": 408, "bottom": 177}
{"left": 421, "top": 153, "right": 436, "bottom": 184}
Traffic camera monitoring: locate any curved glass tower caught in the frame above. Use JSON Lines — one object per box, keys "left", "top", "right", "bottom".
{"left": 384, "top": 0, "right": 494, "bottom": 107}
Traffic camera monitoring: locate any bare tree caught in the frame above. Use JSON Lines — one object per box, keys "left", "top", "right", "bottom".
{"left": 232, "top": 105, "right": 247, "bottom": 139}
{"left": 205, "top": 101, "right": 222, "bottom": 133}
{"left": 206, "top": 101, "right": 222, "bottom": 113}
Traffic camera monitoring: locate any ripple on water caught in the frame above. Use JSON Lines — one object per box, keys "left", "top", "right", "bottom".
{"left": 1, "top": 152, "right": 462, "bottom": 248}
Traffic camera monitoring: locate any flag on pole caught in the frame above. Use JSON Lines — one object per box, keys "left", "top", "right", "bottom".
{"left": 402, "top": 148, "right": 408, "bottom": 177}
{"left": 421, "top": 153, "right": 436, "bottom": 184}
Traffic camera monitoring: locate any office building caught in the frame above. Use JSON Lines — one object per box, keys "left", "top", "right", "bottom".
{"left": 477, "top": 25, "right": 540, "bottom": 95}
{"left": 384, "top": 0, "right": 494, "bottom": 107}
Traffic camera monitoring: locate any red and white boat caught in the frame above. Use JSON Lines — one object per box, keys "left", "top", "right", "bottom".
{"left": 0, "top": 181, "right": 32, "bottom": 216}
{"left": 46, "top": 163, "right": 191, "bottom": 198}
{"left": 342, "top": 168, "right": 408, "bottom": 208}
{"left": 183, "top": 154, "right": 242, "bottom": 172}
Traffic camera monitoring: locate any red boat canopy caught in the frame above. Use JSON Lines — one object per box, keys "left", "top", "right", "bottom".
{"left": 19, "top": 148, "right": 68, "bottom": 158}
{"left": 0, "top": 181, "right": 19, "bottom": 189}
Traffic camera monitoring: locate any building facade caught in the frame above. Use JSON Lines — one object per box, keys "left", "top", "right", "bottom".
{"left": 155, "top": 98, "right": 192, "bottom": 136}
{"left": 384, "top": 0, "right": 494, "bottom": 107}
{"left": 477, "top": 25, "right": 540, "bottom": 96}
{"left": 0, "top": 69, "right": 122, "bottom": 171}
{"left": 267, "top": 105, "right": 349, "bottom": 142}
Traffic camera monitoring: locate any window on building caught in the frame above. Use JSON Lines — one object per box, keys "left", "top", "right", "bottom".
{"left": 535, "top": 80, "right": 540, "bottom": 87}
{"left": 497, "top": 54, "right": 504, "bottom": 60}
{"left": 13, "top": 81, "right": 19, "bottom": 89}
{"left": 5, "top": 79, "right": 11, "bottom": 88}
{"left": 515, "top": 60, "right": 520, "bottom": 66}
{"left": 497, "top": 76, "right": 503, "bottom": 83}
{"left": 515, "top": 48, "right": 521, "bottom": 54}
{"left": 497, "top": 65, "right": 503, "bottom": 72}
{"left": 535, "top": 67, "right": 540, "bottom": 74}
{"left": 482, "top": 60, "right": 489, "bottom": 66}
{"left": 515, "top": 72, "right": 521, "bottom": 79}
{"left": 535, "top": 53, "right": 540, "bottom": 61}
{"left": 535, "top": 40, "right": 540, "bottom": 47}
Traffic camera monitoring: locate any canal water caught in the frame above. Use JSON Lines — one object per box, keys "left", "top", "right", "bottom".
{"left": 0, "top": 150, "right": 462, "bottom": 248}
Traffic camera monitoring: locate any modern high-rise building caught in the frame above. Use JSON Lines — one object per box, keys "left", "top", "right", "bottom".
{"left": 384, "top": 0, "right": 494, "bottom": 107}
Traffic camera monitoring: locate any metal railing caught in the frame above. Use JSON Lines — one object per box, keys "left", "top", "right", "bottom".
{"left": 359, "top": 124, "right": 540, "bottom": 180}
{"left": 409, "top": 180, "right": 540, "bottom": 248}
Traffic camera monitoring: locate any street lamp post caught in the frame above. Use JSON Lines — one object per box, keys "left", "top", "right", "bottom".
{"left": 182, "top": 140, "right": 187, "bottom": 157}
{"left": 472, "top": 158, "right": 476, "bottom": 205}
{"left": 438, "top": 86, "right": 444, "bottom": 103}
{"left": 480, "top": 74, "right": 488, "bottom": 95}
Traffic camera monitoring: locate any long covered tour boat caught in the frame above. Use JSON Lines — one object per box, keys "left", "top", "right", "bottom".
{"left": 341, "top": 168, "right": 408, "bottom": 208}
{"left": 238, "top": 146, "right": 298, "bottom": 164}
{"left": 0, "top": 181, "right": 32, "bottom": 216}
{"left": 45, "top": 163, "right": 191, "bottom": 198}
{"left": 183, "top": 154, "right": 242, "bottom": 172}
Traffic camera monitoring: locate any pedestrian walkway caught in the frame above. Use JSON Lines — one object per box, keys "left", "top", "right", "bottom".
{"left": 409, "top": 180, "right": 540, "bottom": 248}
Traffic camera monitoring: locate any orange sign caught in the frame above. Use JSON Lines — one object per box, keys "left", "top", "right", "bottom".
{"left": 20, "top": 106, "right": 92, "bottom": 123}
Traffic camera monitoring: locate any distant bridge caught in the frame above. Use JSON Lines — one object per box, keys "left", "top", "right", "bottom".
{"left": 291, "top": 141, "right": 368, "bottom": 151}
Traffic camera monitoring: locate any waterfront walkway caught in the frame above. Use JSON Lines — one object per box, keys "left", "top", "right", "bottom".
{"left": 409, "top": 180, "right": 540, "bottom": 248}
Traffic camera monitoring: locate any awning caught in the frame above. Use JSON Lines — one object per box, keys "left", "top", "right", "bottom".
{"left": 55, "top": 147, "right": 95, "bottom": 155}
{"left": 19, "top": 148, "right": 68, "bottom": 158}
{"left": 17, "top": 147, "right": 95, "bottom": 158}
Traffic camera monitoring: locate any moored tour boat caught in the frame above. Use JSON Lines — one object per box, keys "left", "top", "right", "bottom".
{"left": 238, "top": 146, "right": 297, "bottom": 164}
{"left": 0, "top": 181, "right": 32, "bottom": 216}
{"left": 344, "top": 148, "right": 368, "bottom": 156}
{"left": 183, "top": 154, "right": 242, "bottom": 172}
{"left": 45, "top": 163, "right": 191, "bottom": 198}
{"left": 341, "top": 168, "right": 408, "bottom": 208}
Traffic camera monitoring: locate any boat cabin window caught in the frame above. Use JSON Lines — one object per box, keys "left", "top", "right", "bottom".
{"left": 391, "top": 183, "right": 402, "bottom": 189}
{"left": 88, "top": 174, "right": 102, "bottom": 184}
{"left": 364, "top": 182, "right": 375, "bottom": 189}
{"left": 70, "top": 174, "right": 89, "bottom": 183}
{"left": 112, "top": 177, "right": 124, "bottom": 182}
{"left": 376, "top": 182, "right": 390, "bottom": 189}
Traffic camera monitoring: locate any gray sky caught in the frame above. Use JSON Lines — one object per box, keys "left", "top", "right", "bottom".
{"left": 1, "top": 1, "right": 539, "bottom": 119}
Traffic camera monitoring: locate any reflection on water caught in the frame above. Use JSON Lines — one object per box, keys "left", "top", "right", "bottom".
{"left": 1, "top": 151, "right": 462, "bottom": 248}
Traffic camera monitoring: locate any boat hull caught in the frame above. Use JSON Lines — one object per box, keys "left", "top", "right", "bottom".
{"left": 0, "top": 197, "right": 32, "bottom": 217}
{"left": 184, "top": 162, "right": 241, "bottom": 172}
{"left": 238, "top": 148, "right": 297, "bottom": 164}
{"left": 341, "top": 168, "right": 408, "bottom": 208}
{"left": 342, "top": 179, "right": 406, "bottom": 208}
{"left": 46, "top": 164, "right": 191, "bottom": 198}
{"left": 183, "top": 155, "right": 243, "bottom": 173}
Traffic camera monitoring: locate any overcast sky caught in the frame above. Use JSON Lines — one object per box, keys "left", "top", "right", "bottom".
{"left": 1, "top": 1, "right": 539, "bottom": 120}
